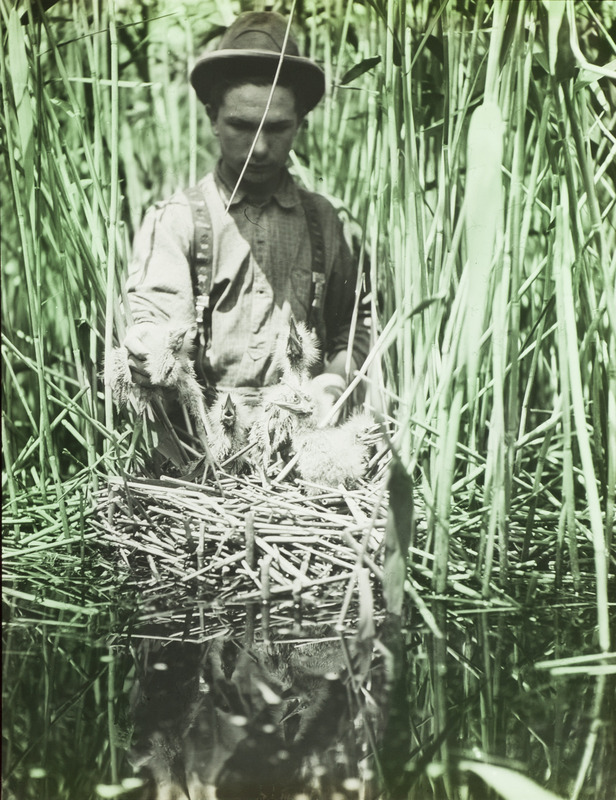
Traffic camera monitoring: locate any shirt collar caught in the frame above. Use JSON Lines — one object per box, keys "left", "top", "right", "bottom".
{"left": 214, "top": 162, "right": 301, "bottom": 210}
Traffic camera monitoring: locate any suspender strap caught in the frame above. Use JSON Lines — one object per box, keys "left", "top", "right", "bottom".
{"left": 184, "top": 185, "right": 213, "bottom": 351}
{"left": 298, "top": 189, "right": 326, "bottom": 329}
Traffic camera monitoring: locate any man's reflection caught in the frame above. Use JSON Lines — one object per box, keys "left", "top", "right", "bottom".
{"left": 127, "top": 626, "right": 393, "bottom": 799}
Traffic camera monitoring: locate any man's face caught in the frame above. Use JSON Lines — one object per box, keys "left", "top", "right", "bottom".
{"left": 208, "top": 84, "right": 301, "bottom": 189}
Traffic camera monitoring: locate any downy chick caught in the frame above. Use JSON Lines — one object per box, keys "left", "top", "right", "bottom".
{"left": 105, "top": 345, "right": 140, "bottom": 410}
{"left": 273, "top": 318, "right": 320, "bottom": 385}
{"left": 274, "top": 392, "right": 379, "bottom": 493}
{"left": 249, "top": 382, "right": 313, "bottom": 471}
{"left": 250, "top": 320, "right": 320, "bottom": 471}
{"left": 208, "top": 393, "right": 251, "bottom": 474}
{"left": 145, "top": 327, "right": 190, "bottom": 386}
{"left": 106, "top": 327, "right": 205, "bottom": 426}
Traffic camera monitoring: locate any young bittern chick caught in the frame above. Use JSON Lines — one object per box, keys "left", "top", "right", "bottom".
{"left": 273, "top": 318, "right": 320, "bottom": 385}
{"left": 145, "top": 327, "right": 191, "bottom": 386}
{"left": 207, "top": 393, "right": 251, "bottom": 474}
{"left": 248, "top": 320, "right": 321, "bottom": 473}
{"left": 274, "top": 391, "right": 379, "bottom": 494}
{"left": 106, "top": 327, "right": 205, "bottom": 426}
{"left": 249, "top": 381, "right": 312, "bottom": 472}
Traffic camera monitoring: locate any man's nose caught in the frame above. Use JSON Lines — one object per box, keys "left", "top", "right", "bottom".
{"left": 252, "top": 131, "right": 268, "bottom": 158}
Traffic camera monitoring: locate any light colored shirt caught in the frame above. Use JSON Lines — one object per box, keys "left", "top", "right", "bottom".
{"left": 126, "top": 167, "right": 369, "bottom": 388}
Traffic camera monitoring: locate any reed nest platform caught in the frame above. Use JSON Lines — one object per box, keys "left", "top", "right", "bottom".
{"left": 94, "top": 470, "right": 392, "bottom": 641}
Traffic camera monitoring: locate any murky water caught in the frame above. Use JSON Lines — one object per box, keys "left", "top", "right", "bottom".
{"left": 3, "top": 575, "right": 614, "bottom": 800}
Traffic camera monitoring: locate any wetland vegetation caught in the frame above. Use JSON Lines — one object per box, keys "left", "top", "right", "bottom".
{"left": 2, "top": 0, "right": 615, "bottom": 798}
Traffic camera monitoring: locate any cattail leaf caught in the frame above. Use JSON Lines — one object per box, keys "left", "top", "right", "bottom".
{"left": 340, "top": 56, "right": 381, "bottom": 86}
{"left": 361, "top": 0, "right": 403, "bottom": 64}
{"left": 540, "top": 0, "right": 572, "bottom": 79}
{"left": 383, "top": 544, "right": 406, "bottom": 617}
{"left": 387, "top": 457, "right": 413, "bottom": 553}
{"left": 357, "top": 567, "right": 375, "bottom": 642}
{"left": 540, "top": 0, "right": 565, "bottom": 75}
{"left": 577, "top": 59, "right": 616, "bottom": 88}
{"left": 460, "top": 761, "right": 566, "bottom": 800}
{"left": 498, "top": 5, "right": 517, "bottom": 71}
{"left": 554, "top": 9, "right": 577, "bottom": 82}
{"left": 8, "top": 9, "right": 29, "bottom": 90}
{"left": 346, "top": 23, "right": 359, "bottom": 52}
{"left": 8, "top": 8, "right": 34, "bottom": 195}
{"left": 383, "top": 458, "right": 413, "bottom": 616}
{"left": 464, "top": 100, "right": 503, "bottom": 405}
{"left": 403, "top": 294, "right": 445, "bottom": 320}
{"left": 425, "top": 35, "right": 444, "bottom": 64}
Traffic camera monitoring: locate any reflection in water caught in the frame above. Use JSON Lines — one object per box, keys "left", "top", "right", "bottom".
{"left": 3, "top": 587, "right": 614, "bottom": 798}
{"left": 126, "top": 621, "right": 394, "bottom": 800}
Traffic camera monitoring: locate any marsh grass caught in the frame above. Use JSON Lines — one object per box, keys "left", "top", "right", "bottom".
{"left": 2, "top": 0, "right": 616, "bottom": 798}
{"left": 292, "top": 0, "right": 614, "bottom": 647}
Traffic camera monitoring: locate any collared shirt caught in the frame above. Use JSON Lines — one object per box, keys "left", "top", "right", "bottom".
{"left": 126, "top": 166, "right": 369, "bottom": 388}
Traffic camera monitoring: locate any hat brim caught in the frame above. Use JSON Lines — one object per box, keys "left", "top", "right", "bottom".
{"left": 190, "top": 50, "right": 325, "bottom": 113}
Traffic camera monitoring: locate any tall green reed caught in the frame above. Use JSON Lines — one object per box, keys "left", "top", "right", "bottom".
{"left": 335, "top": 0, "right": 614, "bottom": 649}
{"left": 1, "top": 0, "right": 231, "bottom": 492}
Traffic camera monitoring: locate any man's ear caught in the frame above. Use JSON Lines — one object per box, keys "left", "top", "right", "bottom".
{"left": 206, "top": 104, "right": 218, "bottom": 134}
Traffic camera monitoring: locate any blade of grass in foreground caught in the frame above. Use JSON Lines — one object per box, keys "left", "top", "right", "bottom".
{"left": 459, "top": 760, "right": 566, "bottom": 800}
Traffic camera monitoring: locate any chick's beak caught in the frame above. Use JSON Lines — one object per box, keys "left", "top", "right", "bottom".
{"left": 272, "top": 395, "right": 313, "bottom": 416}
{"left": 222, "top": 393, "right": 236, "bottom": 426}
{"left": 286, "top": 325, "right": 302, "bottom": 362}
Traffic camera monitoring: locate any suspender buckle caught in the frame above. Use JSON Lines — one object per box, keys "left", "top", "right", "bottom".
{"left": 311, "top": 272, "right": 325, "bottom": 311}
{"left": 195, "top": 294, "right": 210, "bottom": 348}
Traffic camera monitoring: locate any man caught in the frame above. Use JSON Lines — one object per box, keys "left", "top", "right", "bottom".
{"left": 123, "top": 11, "right": 370, "bottom": 423}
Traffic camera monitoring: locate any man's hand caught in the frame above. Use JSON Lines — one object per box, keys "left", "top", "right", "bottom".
{"left": 122, "top": 324, "right": 160, "bottom": 388}
{"left": 308, "top": 373, "right": 347, "bottom": 425}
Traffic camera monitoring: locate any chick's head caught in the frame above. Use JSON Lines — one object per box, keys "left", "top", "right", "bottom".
{"left": 250, "top": 382, "right": 318, "bottom": 468}
{"left": 220, "top": 393, "right": 237, "bottom": 430}
{"left": 145, "top": 326, "right": 191, "bottom": 387}
{"left": 270, "top": 384, "right": 317, "bottom": 421}
{"left": 210, "top": 393, "right": 250, "bottom": 438}
{"left": 208, "top": 392, "right": 252, "bottom": 469}
{"left": 273, "top": 318, "right": 320, "bottom": 381}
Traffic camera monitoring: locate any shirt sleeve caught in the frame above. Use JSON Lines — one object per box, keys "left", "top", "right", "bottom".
{"left": 126, "top": 194, "right": 197, "bottom": 337}
{"left": 318, "top": 200, "right": 371, "bottom": 371}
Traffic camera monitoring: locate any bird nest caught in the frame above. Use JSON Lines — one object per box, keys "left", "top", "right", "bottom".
{"left": 94, "top": 468, "right": 391, "bottom": 642}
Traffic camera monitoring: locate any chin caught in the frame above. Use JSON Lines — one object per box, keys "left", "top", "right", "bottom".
{"left": 244, "top": 167, "right": 275, "bottom": 180}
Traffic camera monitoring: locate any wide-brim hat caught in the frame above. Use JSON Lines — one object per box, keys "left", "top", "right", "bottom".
{"left": 190, "top": 11, "right": 325, "bottom": 113}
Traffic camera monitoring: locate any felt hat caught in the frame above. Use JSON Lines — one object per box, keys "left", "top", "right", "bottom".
{"left": 190, "top": 12, "right": 325, "bottom": 113}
